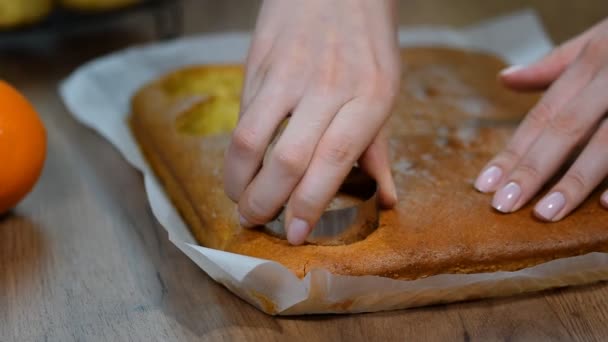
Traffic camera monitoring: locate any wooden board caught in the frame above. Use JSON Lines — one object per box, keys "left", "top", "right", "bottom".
{"left": 2, "top": 0, "right": 608, "bottom": 340}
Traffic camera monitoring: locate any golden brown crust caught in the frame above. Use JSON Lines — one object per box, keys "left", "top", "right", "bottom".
{"left": 129, "top": 48, "right": 608, "bottom": 280}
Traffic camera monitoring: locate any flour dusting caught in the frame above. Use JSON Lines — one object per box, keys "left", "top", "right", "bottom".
{"left": 456, "top": 123, "right": 480, "bottom": 146}
{"left": 393, "top": 158, "right": 415, "bottom": 176}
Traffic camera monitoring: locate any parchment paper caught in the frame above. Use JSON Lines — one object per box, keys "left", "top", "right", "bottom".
{"left": 60, "top": 10, "right": 608, "bottom": 315}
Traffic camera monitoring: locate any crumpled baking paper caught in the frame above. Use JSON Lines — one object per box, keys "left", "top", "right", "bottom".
{"left": 60, "top": 9, "right": 608, "bottom": 315}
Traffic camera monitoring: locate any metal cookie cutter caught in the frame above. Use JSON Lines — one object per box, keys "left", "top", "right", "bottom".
{"left": 263, "top": 167, "right": 379, "bottom": 246}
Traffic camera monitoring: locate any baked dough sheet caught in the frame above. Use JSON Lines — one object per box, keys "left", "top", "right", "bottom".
{"left": 60, "top": 10, "right": 608, "bottom": 315}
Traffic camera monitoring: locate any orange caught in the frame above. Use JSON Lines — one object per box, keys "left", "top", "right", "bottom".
{"left": 0, "top": 80, "right": 46, "bottom": 214}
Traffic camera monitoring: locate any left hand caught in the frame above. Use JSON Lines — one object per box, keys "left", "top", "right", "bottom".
{"left": 474, "top": 18, "right": 608, "bottom": 221}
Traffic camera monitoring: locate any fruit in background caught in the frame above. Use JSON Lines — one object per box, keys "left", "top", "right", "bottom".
{"left": 0, "top": 0, "right": 53, "bottom": 29}
{"left": 0, "top": 81, "right": 47, "bottom": 215}
{"left": 60, "top": 0, "right": 141, "bottom": 12}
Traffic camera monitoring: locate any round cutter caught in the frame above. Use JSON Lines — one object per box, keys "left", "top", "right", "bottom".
{"left": 263, "top": 167, "right": 379, "bottom": 246}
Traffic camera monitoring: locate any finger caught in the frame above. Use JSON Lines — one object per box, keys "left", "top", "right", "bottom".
{"left": 241, "top": 38, "right": 275, "bottom": 114}
{"left": 240, "top": 0, "right": 289, "bottom": 111}
{"left": 474, "top": 53, "right": 595, "bottom": 193}
{"left": 240, "top": 65, "right": 267, "bottom": 114}
{"left": 237, "top": 94, "right": 344, "bottom": 226}
{"left": 223, "top": 82, "right": 297, "bottom": 203}
{"left": 492, "top": 66, "right": 608, "bottom": 213}
{"left": 284, "top": 97, "right": 390, "bottom": 245}
{"left": 499, "top": 31, "right": 591, "bottom": 91}
{"left": 358, "top": 128, "right": 397, "bottom": 208}
{"left": 534, "top": 118, "right": 608, "bottom": 221}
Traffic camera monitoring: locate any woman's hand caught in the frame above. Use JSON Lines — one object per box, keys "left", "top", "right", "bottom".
{"left": 223, "top": 0, "right": 400, "bottom": 245}
{"left": 474, "top": 18, "right": 608, "bottom": 221}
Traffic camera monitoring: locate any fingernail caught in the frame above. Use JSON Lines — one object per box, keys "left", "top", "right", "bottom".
{"left": 500, "top": 65, "right": 524, "bottom": 76}
{"left": 287, "top": 218, "right": 309, "bottom": 245}
{"left": 239, "top": 213, "right": 254, "bottom": 228}
{"left": 474, "top": 166, "right": 503, "bottom": 192}
{"left": 534, "top": 192, "right": 566, "bottom": 221}
{"left": 601, "top": 192, "right": 608, "bottom": 208}
{"left": 492, "top": 182, "right": 522, "bottom": 213}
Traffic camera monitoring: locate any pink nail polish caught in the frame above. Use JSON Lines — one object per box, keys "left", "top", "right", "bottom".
{"left": 287, "top": 218, "right": 310, "bottom": 245}
{"left": 500, "top": 65, "right": 524, "bottom": 76}
{"left": 534, "top": 192, "right": 566, "bottom": 221}
{"left": 492, "top": 182, "right": 522, "bottom": 213}
{"left": 601, "top": 192, "right": 608, "bottom": 208}
{"left": 474, "top": 166, "right": 503, "bottom": 192}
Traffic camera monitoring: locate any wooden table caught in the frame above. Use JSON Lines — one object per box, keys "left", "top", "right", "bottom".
{"left": 2, "top": 1, "right": 608, "bottom": 340}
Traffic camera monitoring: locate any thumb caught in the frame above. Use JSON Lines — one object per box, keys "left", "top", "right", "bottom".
{"left": 358, "top": 129, "right": 397, "bottom": 209}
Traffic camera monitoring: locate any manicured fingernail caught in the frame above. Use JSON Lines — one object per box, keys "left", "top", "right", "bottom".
{"left": 500, "top": 65, "right": 524, "bottom": 76}
{"left": 474, "top": 166, "right": 503, "bottom": 192}
{"left": 601, "top": 192, "right": 608, "bottom": 208}
{"left": 492, "top": 182, "right": 522, "bottom": 213}
{"left": 534, "top": 192, "right": 566, "bottom": 221}
{"left": 239, "top": 213, "right": 254, "bottom": 228}
{"left": 287, "top": 218, "right": 309, "bottom": 245}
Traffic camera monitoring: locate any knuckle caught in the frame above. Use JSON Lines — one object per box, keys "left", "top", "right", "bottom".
{"left": 515, "top": 161, "right": 541, "bottom": 181}
{"left": 562, "top": 169, "right": 587, "bottom": 190}
{"left": 548, "top": 111, "right": 585, "bottom": 141}
{"left": 271, "top": 146, "right": 308, "bottom": 176}
{"left": 231, "top": 126, "right": 260, "bottom": 156}
{"left": 498, "top": 147, "right": 522, "bottom": 164}
{"left": 242, "top": 196, "right": 272, "bottom": 224}
{"left": 318, "top": 136, "right": 357, "bottom": 166}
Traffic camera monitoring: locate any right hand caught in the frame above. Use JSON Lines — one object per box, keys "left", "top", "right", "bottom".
{"left": 223, "top": 0, "right": 401, "bottom": 245}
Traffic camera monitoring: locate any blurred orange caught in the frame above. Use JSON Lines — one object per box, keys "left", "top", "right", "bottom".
{"left": 0, "top": 81, "right": 46, "bottom": 214}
